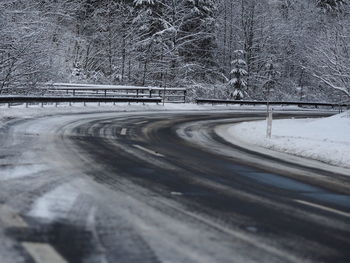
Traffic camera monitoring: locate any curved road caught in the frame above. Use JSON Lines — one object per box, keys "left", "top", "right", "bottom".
{"left": 0, "top": 110, "right": 350, "bottom": 263}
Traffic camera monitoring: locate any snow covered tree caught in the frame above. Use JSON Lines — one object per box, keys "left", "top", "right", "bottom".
{"left": 316, "top": 0, "right": 347, "bottom": 13}
{"left": 306, "top": 24, "right": 350, "bottom": 99}
{"left": 2, "top": 0, "right": 349, "bottom": 102}
{"left": 133, "top": 0, "right": 166, "bottom": 85}
{"left": 133, "top": 0, "right": 219, "bottom": 86}
{"left": 179, "top": 0, "right": 218, "bottom": 81}
{"left": 228, "top": 50, "right": 248, "bottom": 100}
{"left": 0, "top": 0, "right": 54, "bottom": 93}
{"left": 262, "top": 60, "right": 279, "bottom": 100}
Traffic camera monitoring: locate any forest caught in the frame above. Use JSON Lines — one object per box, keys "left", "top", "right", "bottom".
{"left": 0, "top": 0, "right": 349, "bottom": 102}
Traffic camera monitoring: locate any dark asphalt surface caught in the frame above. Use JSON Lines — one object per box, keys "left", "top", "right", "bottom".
{"left": 1, "top": 110, "right": 350, "bottom": 263}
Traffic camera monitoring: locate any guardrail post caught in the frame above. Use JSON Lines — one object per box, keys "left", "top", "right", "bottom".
{"left": 41, "top": 102, "right": 44, "bottom": 108}
{"left": 8, "top": 102, "right": 11, "bottom": 108}
{"left": 26, "top": 102, "right": 28, "bottom": 108}
{"left": 266, "top": 109, "right": 273, "bottom": 138}
{"left": 162, "top": 87, "right": 166, "bottom": 106}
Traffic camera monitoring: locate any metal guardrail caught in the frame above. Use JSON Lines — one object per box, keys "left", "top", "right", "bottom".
{"left": 42, "top": 83, "right": 187, "bottom": 103}
{"left": 196, "top": 99, "right": 350, "bottom": 109}
{"left": 47, "top": 82, "right": 186, "bottom": 91}
{"left": 0, "top": 96, "right": 161, "bottom": 105}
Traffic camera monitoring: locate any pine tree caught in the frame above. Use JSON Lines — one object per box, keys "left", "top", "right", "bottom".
{"left": 228, "top": 50, "right": 248, "bottom": 100}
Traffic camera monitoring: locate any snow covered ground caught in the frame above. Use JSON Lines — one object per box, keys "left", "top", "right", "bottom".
{"left": 227, "top": 111, "right": 350, "bottom": 169}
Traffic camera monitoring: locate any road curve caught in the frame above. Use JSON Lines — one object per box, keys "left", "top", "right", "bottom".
{"left": 0, "top": 110, "right": 350, "bottom": 263}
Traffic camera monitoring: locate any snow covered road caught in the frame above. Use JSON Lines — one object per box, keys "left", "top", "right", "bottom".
{"left": 0, "top": 109, "right": 350, "bottom": 263}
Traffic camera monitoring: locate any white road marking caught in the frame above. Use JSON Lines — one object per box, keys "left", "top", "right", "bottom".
{"left": 28, "top": 181, "right": 81, "bottom": 221}
{"left": 133, "top": 144, "right": 164, "bottom": 157}
{"left": 295, "top": 199, "right": 350, "bottom": 218}
{"left": 171, "top": 192, "right": 183, "bottom": 196}
{"left": 0, "top": 205, "right": 28, "bottom": 227}
{"left": 120, "top": 128, "right": 127, "bottom": 135}
{"left": 135, "top": 121, "right": 147, "bottom": 125}
{"left": 22, "top": 242, "right": 67, "bottom": 263}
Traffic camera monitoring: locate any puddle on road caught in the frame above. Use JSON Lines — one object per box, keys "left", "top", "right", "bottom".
{"left": 243, "top": 172, "right": 322, "bottom": 193}
{"left": 230, "top": 168, "right": 350, "bottom": 210}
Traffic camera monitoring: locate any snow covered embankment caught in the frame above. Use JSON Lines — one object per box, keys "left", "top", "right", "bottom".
{"left": 228, "top": 111, "right": 350, "bottom": 169}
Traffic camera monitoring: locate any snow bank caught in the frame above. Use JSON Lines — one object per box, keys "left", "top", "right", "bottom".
{"left": 228, "top": 111, "right": 350, "bottom": 169}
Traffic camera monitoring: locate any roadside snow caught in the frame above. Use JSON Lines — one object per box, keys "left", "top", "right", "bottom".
{"left": 228, "top": 111, "right": 350, "bottom": 169}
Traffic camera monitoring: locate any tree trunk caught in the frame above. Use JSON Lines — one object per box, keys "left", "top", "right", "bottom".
{"left": 223, "top": 0, "right": 227, "bottom": 78}
{"left": 121, "top": 35, "right": 126, "bottom": 83}
{"left": 142, "top": 41, "right": 153, "bottom": 86}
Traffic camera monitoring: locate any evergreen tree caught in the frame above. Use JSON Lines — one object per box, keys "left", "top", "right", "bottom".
{"left": 228, "top": 50, "right": 248, "bottom": 100}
